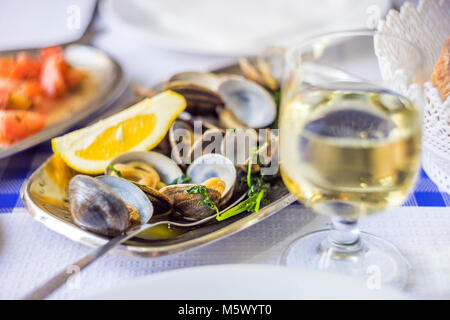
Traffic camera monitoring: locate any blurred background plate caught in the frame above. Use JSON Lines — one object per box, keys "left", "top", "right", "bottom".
{"left": 0, "top": 44, "right": 126, "bottom": 159}
{"left": 100, "top": 0, "right": 391, "bottom": 56}
{"left": 89, "top": 264, "right": 409, "bottom": 299}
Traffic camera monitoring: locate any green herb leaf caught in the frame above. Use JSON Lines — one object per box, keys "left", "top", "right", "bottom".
{"left": 217, "top": 146, "right": 271, "bottom": 221}
{"left": 169, "top": 175, "right": 192, "bottom": 185}
{"left": 247, "top": 145, "right": 261, "bottom": 188}
{"left": 273, "top": 89, "right": 281, "bottom": 106}
{"left": 186, "top": 185, "right": 219, "bottom": 214}
{"left": 108, "top": 164, "right": 122, "bottom": 178}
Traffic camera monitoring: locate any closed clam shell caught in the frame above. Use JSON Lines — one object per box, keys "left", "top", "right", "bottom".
{"left": 159, "top": 184, "right": 221, "bottom": 221}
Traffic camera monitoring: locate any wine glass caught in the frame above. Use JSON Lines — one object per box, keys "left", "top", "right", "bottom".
{"left": 279, "top": 30, "right": 425, "bottom": 289}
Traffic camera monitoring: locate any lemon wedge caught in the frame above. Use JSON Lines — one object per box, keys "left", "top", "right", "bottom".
{"left": 52, "top": 90, "right": 186, "bottom": 174}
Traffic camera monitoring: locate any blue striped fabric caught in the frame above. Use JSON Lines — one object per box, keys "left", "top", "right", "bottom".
{"left": 0, "top": 143, "right": 448, "bottom": 213}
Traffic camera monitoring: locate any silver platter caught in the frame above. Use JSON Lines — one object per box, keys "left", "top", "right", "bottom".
{"left": 20, "top": 63, "right": 296, "bottom": 258}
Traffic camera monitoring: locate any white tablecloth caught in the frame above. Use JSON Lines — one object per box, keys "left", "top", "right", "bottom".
{"left": 1, "top": 8, "right": 450, "bottom": 300}
{"left": 1, "top": 206, "right": 450, "bottom": 299}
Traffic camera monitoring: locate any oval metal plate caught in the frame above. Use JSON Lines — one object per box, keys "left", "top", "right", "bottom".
{"left": 20, "top": 63, "right": 296, "bottom": 258}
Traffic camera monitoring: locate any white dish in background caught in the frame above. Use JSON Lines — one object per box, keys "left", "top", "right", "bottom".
{"left": 100, "top": 0, "right": 391, "bottom": 56}
{"left": 89, "top": 264, "right": 409, "bottom": 300}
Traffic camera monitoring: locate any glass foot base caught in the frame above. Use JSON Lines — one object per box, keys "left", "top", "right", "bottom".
{"left": 280, "top": 229, "right": 411, "bottom": 290}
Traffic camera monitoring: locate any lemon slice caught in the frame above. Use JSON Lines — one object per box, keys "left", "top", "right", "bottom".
{"left": 52, "top": 90, "right": 186, "bottom": 174}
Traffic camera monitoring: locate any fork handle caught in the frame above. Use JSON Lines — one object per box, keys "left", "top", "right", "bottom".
{"left": 23, "top": 223, "right": 154, "bottom": 300}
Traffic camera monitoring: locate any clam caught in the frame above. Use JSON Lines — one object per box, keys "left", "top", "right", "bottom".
{"left": 241, "top": 137, "right": 279, "bottom": 174}
{"left": 105, "top": 151, "right": 183, "bottom": 215}
{"left": 159, "top": 184, "right": 221, "bottom": 221}
{"left": 239, "top": 46, "right": 285, "bottom": 90}
{"left": 188, "top": 128, "right": 224, "bottom": 162}
{"left": 258, "top": 46, "right": 286, "bottom": 86}
{"left": 186, "top": 153, "right": 237, "bottom": 208}
{"left": 218, "top": 76, "right": 276, "bottom": 128}
{"left": 238, "top": 58, "right": 266, "bottom": 88}
{"left": 168, "top": 72, "right": 221, "bottom": 92}
{"left": 68, "top": 175, "right": 153, "bottom": 236}
{"left": 106, "top": 151, "right": 183, "bottom": 186}
{"left": 169, "top": 120, "right": 197, "bottom": 166}
{"left": 165, "top": 72, "right": 224, "bottom": 115}
{"left": 218, "top": 108, "right": 248, "bottom": 130}
{"left": 96, "top": 175, "right": 153, "bottom": 225}
{"left": 133, "top": 183, "right": 173, "bottom": 216}
{"left": 221, "top": 128, "right": 258, "bottom": 169}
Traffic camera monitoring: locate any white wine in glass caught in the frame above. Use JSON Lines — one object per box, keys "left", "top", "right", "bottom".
{"left": 279, "top": 31, "right": 424, "bottom": 289}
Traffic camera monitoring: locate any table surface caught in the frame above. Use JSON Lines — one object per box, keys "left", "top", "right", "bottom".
{"left": 0, "top": 10, "right": 449, "bottom": 300}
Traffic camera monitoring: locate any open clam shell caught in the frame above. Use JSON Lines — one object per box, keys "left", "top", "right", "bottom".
{"left": 188, "top": 128, "right": 224, "bottom": 162}
{"left": 186, "top": 153, "right": 236, "bottom": 208}
{"left": 133, "top": 183, "right": 174, "bottom": 216}
{"left": 218, "top": 76, "right": 276, "bottom": 128}
{"left": 221, "top": 128, "right": 259, "bottom": 171}
{"left": 169, "top": 120, "right": 197, "bottom": 166}
{"left": 106, "top": 151, "right": 183, "bottom": 186}
{"left": 218, "top": 108, "right": 248, "bottom": 130}
{"left": 258, "top": 46, "right": 286, "bottom": 86}
{"left": 238, "top": 47, "right": 285, "bottom": 90}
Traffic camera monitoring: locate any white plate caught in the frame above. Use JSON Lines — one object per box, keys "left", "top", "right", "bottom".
{"left": 90, "top": 264, "right": 408, "bottom": 299}
{"left": 100, "top": 0, "right": 391, "bottom": 56}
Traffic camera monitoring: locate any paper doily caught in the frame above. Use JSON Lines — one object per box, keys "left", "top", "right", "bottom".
{"left": 376, "top": 0, "right": 450, "bottom": 193}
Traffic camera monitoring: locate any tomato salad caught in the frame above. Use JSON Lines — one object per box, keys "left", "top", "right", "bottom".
{"left": 0, "top": 46, "right": 85, "bottom": 146}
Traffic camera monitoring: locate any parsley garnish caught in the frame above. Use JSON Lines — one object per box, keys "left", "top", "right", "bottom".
{"left": 169, "top": 175, "right": 192, "bottom": 185}
{"left": 108, "top": 164, "right": 122, "bottom": 178}
{"left": 217, "top": 147, "right": 270, "bottom": 221}
{"left": 273, "top": 89, "right": 281, "bottom": 106}
{"left": 186, "top": 185, "right": 220, "bottom": 214}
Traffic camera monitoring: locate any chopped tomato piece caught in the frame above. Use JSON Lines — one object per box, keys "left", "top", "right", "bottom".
{"left": 39, "top": 46, "right": 64, "bottom": 62}
{"left": 0, "top": 89, "right": 9, "bottom": 109}
{"left": 0, "top": 57, "right": 15, "bottom": 77}
{"left": 64, "top": 68, "right": 84, "bottom": 89}
{"left": 21, "top": 80, "right": 42, "bottom": 99}
{"left": 10, "top": 52, "right": 41, "bottom": 79}
{"left": 0, "top": 110, "right": 46, "bottom": 145}
{"left": 40, "top": 55, "right": 67, "bottom": 97}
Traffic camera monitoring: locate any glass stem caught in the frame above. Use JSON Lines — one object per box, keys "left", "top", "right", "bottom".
{"left": 327, "top": 217, "right": 362, "bottom": 253}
